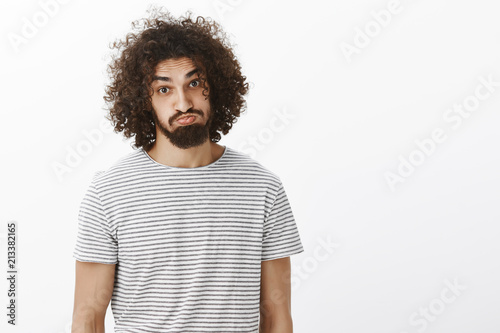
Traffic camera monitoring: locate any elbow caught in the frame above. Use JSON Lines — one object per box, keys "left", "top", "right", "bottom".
{"left": 71, "top": 308, "right": 105, "bottom": 333}
{"left": 71, "top": 318, "right": 95, "bottom": 333}
{"left": 259, "top": 314, "right": 294, "bottom": 333}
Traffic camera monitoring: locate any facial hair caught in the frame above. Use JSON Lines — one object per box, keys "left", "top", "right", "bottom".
{"left": 151, "top": 107, "right": 214, "bottom": 150}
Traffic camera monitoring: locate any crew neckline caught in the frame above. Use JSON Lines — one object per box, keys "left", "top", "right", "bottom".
{"left": 141, "top": 145, "right": 227, "bottom": 170}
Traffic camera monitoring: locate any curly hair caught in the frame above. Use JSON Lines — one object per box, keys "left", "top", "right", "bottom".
{"left": 103, "top": 7, "right": 249, "bottom": 151}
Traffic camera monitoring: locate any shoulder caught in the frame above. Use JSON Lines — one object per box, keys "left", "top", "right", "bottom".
{"left": 224, "top": 146, "right": 283, "bottom": 189}
{"left": 90, "top": 148, "right": 146, "bottom": 189}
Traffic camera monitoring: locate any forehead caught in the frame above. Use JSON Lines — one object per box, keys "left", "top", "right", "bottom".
{"left": 154, "top": 57, "right": 196, "bottom": 75}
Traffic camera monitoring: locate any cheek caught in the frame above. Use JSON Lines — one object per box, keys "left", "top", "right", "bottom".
{"left": 151, "top": 94, "right": 162, "bottom": 107}
{"left": 194, "top": 94, "right": 211, "bottom": 109}
{"left": 151, "top": 99, "right": 173, "bottom": 122}
{"left": 151, "top": 96, "right": 170, "bottom": 112}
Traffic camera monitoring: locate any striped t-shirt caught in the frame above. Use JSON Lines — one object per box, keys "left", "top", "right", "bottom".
{"left": 73, "top": 145, "right": 305, "bottom": 332}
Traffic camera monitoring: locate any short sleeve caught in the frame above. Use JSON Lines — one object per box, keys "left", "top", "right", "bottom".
{"left": 73, "top": 178, "right": 118, "bottom": 264}
{"left": 261, "top": 181, "right": 305, "bottom": 261}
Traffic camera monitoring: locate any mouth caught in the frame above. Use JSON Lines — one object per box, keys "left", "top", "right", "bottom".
{"left": 176, "top": 115, "right": 197, "bottom": 125}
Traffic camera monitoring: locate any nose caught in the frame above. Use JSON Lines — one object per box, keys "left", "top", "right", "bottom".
{"left": 174, "top": 88, "right": 193, "bottom": 113}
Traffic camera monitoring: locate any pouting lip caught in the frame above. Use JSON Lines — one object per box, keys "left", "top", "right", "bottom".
{"left": 176, "top": 115, "right": 197, "bottom": 122}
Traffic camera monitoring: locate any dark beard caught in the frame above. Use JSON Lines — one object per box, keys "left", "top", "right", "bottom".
{"left": 151, "top": 108, "right": 213, "bottom": 150}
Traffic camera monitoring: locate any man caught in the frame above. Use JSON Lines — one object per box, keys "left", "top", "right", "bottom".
{"left": 72, "top": 8, "right": 304, "bottom": 333}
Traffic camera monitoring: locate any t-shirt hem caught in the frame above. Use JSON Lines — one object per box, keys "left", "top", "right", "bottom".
{"left": 261, "top": 247, "right": 304, "bottom": 261}
{"left": 74, "top": 255, "right": 118, "bottom": 265}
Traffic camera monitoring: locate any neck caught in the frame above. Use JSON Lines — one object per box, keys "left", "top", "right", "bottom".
{"left": 145, "top": 138, "right": 224, "bottom": 168}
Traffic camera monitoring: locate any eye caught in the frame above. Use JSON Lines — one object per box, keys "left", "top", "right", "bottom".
{"left": 158, "top": 87, "right": 169, "bottom": 94}
{"left": 189, "top": 80, "right": 200, "bottom": 88}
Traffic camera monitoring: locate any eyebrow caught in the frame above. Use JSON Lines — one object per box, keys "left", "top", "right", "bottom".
{"left": 152, "top": 68, "right": 199, "bottom": 83}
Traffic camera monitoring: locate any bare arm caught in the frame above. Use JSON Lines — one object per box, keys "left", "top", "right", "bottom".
{"left": 259, "top": 256, "right": 294, "bottom": 333}
{"left": 72, "top": 260, "right": 116, "bottom": 333}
